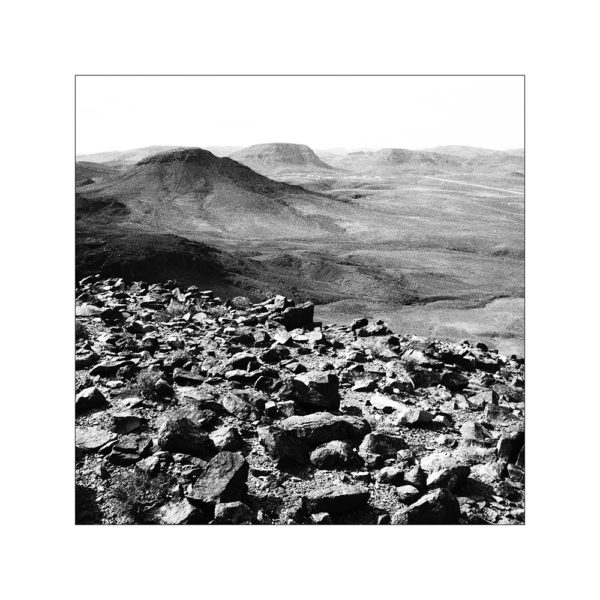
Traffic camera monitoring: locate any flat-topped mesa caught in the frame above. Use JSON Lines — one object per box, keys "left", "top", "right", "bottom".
{"left": 230, "top": 142, "right": 336, "bottom": 175}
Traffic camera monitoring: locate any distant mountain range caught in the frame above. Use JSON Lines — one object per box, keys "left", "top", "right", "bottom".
{"left": 77, "top": 142, "right": 523, "bottom": 178}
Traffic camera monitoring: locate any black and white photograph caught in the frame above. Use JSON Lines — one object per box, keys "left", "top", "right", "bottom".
{"left": 75, "top": 75, "right": 525, "bottom": 525}
{"left": 5, "top": 1, "right": 599, "bottom": 596}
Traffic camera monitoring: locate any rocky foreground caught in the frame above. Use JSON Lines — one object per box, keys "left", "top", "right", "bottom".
{"left": 75, "top": 276, "right": 525, "bottom": 525}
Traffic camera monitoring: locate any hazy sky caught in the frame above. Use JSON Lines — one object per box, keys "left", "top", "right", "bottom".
{"left": 76, "top": 76, "right": 524, "bottom": 154}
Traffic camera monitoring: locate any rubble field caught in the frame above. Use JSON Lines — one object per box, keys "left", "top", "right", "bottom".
{"left": 75, "top": 275, "right": 524, "bottom": 525}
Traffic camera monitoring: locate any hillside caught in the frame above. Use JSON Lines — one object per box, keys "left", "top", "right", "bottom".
{"left": 77, "top": 145, "right": 183, "bottom": 165}
{"left": 76, "top": 275, "right": 525, "bottom": 525}
{"left": 325, "top": 148, "right": 460, "bottom": 173}
{"left": 76, "top": 147, "right": 346, "bottom": 239}
{"left": 230, "top": 143, "right": 336, "bottom": 176}
{"left": 76, "top": 161, "right": 126, "bottom": 186}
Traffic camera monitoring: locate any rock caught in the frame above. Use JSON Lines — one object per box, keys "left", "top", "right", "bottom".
{"left": 460, "top": 421, "right": 493, "bottom": 446}
{"left": 280, "top": 412, "right": 370, "bottom": 447}
{"left": 292, "top": 371, "right": 340, "bottom": 411}
{"left": 173, "top": 368, "right": 205, "bottom": 386}
{"left": 214, "top": 501, "right": 253, "bottom": 524}
{"left": 426, "top": 465, "right": 470, "bottom": 491}
{"left": 271, "top": 329, "right": 291, "bottom": 345}
{"left": 441, "top": 371, "right": 470, "bottom": 391}
{"left": 391, "top": 488, "right": 461, "bottom": 524}
{"left": 351, "top": 318, "right": 369, "bottom": 331}
{"left": 433, "top": 415, "right": 452, "bottom": 427}
{"left": 187, "top": 451, "right": 249, "bottom": 507}
{"left": 75, "top": 350, "right": 99, "bottom": 370}
{"left": 154, "top": 378, "right": 173, "bottom": 398}
{"left": 211, "top": 426, "right": 243, "bottom": 451}
{"left": 310, "top": 441, "right": 357, "bottom": 470}
{"left": 359, "top": 432, "right": 407, "bottom": 458}
{"left": 436, "top": 434, "right": 457, "bottom": 448}
{"left": 157, "top": 417, "right": 214, "bottom": 458}
{"left": 402, "top": 348, "right": 442, "bottom": 369}
{"left": 99, "top": 307, "right": 123, "bottom": 324}
{"left": 404, "top": 465, "right": 427, "bottom": 488}
{"left": 112, "top": 413, "right": 146, "bottom": 434}
{"left": 75, "top": 386, "right": 107, "bottom": 413}
{"left": 395, "top": 485, "right": 421, "bottom": 504}
{"left": 507, "top": 464, "right": 525, "bottom": 484}
{"left": 497, "top": 431, "right": 525, "bottom": 463}
{"left": 492, "top": 383, "right": 524, "bottom": 403}
{"left": 260, "top": 346, "right": 290, "bottom": 364}
{"left": 76, "top": 427, "right": 116, "bottom": 453}
{"left": 396, "top": 406, "right": 434, "bottom": 426}
{"left": 310, "top": 512, "right": 333, "bottom": 524}
{"left": 410, "top": 369, "right": 442, "bottom": 388}
{"left": 304, "top": 484, "right": 370, "bottom": 515}
{"left": 107, "top": 434, "right": 152, "bottom": 465}
{"left": 156, "top": 499, "right": 204, "bottom": 524}
{"left": 470, "top": 461, "right": 506, "bottom": 484}
{"left": 376, "top": 466, "right": 404, "bottom": 486}
{"left": 89, "top": 359, "right": 135, "bottom": 377}
{"left": 484, "top": 404, "right": 520, "bottom": 425}
{"left": 220, "top": 352, "right": 260, "bottom": 373}
{"left": 257, "top": 425, "right": 309, "bottom": 467}
{"left": 352, "top": 378, "right": 378, "bottom": 392}
{"left": 135, "top": 455, "right": 161, "bottom": 476}
{"left": 277, "top": 302, "right": 315, "bottom": 330}
{"left": 361, "top": 452, "right": 384, "bottom": 470}
{"left": 470, "top": 390, "right": 498, "bottom": 409}
{"left": 419, "top": 453, "right": 459, "bottom": 473}
{"left": 368, "top": 393, "right": 404, "bottom": 413}
{"left": 221, "top": 392, "right": 260, "bottom": 421}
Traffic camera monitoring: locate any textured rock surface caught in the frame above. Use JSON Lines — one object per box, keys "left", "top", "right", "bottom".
{"left": 75, "top": 277, "right": 524, "bottom": 524}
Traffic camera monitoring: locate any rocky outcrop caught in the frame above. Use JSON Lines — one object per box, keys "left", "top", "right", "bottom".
{"left": 75, "top": 276, "right": 525, "bottom": 525}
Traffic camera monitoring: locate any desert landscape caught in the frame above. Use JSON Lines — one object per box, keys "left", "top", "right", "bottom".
{"left": 77, "top": 143, "right": 524, "bottom": 355}
{"left": 75, "top": 142, "right": 524, "bottom": 525}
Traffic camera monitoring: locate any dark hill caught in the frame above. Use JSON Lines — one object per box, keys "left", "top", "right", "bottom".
{"left": 76, "top": 147, "right": 346, "bottom": 239}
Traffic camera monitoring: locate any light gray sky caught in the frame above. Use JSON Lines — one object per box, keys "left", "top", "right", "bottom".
{"left": 76, "top": 76, "right": 524, "bottom": 154}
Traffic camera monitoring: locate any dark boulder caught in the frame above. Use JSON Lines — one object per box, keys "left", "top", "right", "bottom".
{"left": 157, "top": 417, "right": 214, "bottom": 458}
{"left": 310, "top": 440, "right": 357, "bottom": 470}
{"left": 292, "top": 371, "right": 340, "bottom": 411}
{"left": 257, "top": 425, "right": 310, "bottom": 467}
{"left": 391, "top": 488, "right": 461, "bottom": 524}
{"left": 76, "top": 386, "right": 107, "bottom": 413}
{"left": 187, "top": 451, "right": 249, "bottom": 507}
{"left": 277, "top": 302, "right": 315, "bottom": 330}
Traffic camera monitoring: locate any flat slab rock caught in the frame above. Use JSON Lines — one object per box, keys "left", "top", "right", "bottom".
{"left": 187, "top": 451, "right": 249, "bottom": 506}
{"left": 280, "top": 412, "right": 370, "bottom": 446}
{"left": 304, "top": 484, "right": 370, "bottom": 515}
{"left": 76, "top": 427, "right": 116, "bottom": 452}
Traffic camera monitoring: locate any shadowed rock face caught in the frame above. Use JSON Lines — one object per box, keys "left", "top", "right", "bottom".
{"left": 75, "top": 276, "right": 524, "bottom": 525}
